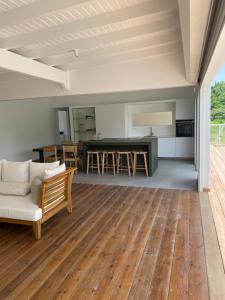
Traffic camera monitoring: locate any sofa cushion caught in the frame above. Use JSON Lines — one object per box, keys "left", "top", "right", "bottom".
{"left": 44, "top": 163, "right": 66, "bottom": 179}
{"left": 30, "top": 161, "right": 60, "bottom": 183}
{"left": 0, "top": 160, "right": 3, "bottom": 181}
{"left": 31, "top": 176, "right": 42, "bottom": 204}
{"left": 0, "top": 182, "right": 30, "bottom": 196}
{"left": 2, "top": 160, "right": 31, "bottom": 183}
{"left": 0, "top": 194, "right": 42, "bottom": 221}
{"left": 0, "top": 159, "right": 7, "bottom": 181}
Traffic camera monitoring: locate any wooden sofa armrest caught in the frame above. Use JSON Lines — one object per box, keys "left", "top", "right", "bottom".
{"left": 38, "top": 167, "right": 76, "bottom": 224}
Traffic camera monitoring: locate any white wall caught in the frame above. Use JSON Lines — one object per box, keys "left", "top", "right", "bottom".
{"left": 0, "top": 99, "right": 58, "bottom": 161}
{"left": 95, "top": 104, "right": 127, "bottom": 138}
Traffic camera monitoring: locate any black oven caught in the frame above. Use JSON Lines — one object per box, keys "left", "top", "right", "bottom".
{"left": 176, "top": 119, "right": 194, "bottom": 137}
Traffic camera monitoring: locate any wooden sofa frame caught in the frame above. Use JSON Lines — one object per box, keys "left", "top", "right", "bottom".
{"left": 0, "top": 167, "right": 76, "bottom": 239}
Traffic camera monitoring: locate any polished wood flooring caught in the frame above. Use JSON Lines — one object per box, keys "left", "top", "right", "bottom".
{"left": 0, "top": 184, "right": 209, "bottom": 300}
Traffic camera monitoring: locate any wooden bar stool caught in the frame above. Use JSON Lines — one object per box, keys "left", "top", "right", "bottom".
{"left": 133, "top": 152, "right": 148, "bottom": 176}
{"left": 116, "top": 151, "right": 133, "bottom": 176}
{"left": 86, "top": 151, "right": 101, "bottom": 176}
{"left": 102, "top": 151, "right": 116, "bottom": 176}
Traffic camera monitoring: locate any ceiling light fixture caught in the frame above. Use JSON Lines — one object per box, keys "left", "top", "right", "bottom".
{"left": 72, "top": 49, "right": 79, "bottom": 57}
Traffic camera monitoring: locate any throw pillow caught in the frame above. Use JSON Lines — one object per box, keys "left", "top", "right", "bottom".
{"left": 44, "top": 163, "right": 66, "bottom": 179}
{"left": 30, "top": 161, "right": 60, "bottom": 183}
{"left": 0, "top": 182, "right": 31, "bottom": 196}
{"left": 2, "top": 160, "right": 31, "bottom": 183}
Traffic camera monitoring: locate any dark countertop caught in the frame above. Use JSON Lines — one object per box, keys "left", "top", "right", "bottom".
{"left": 84, "top": 137, "right": 158, "bottom": 145}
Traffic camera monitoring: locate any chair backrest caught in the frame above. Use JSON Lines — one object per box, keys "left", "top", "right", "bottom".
{"left": 43, "top": 145, "right": 57, "bottom": 162}
{"left": 62, "top": 140, "right": 74, "bottom": 145}
{"left": 63, "top": 145, "right": 77, "bottom": 161}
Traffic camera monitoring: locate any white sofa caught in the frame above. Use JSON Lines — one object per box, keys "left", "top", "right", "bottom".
{"left": 0, "top": 160, "right": 75, "bottom": 239}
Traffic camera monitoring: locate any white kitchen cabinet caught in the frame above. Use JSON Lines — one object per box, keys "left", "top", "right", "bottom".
{"left": 176, "top": 99, "right": 195, "bottom": 120}
{"left": 95, "top": 104, "right": 127, "bottom": 138}
{"left": 175, "top": 137, "right": 194, "bottom": 158}
{"left": 158, "top": 138, "right": 176, "bottom": 157}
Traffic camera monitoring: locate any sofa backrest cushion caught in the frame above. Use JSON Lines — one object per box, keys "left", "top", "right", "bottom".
{"left": 2, "top": 160, "right": 31, "bottom": 183}
{"left": 30, "top": 161, "right": 60, "bottom": 182}
{"left": 0, "top": 160, "right": 6, "bottom": 181}
{"left": 31, "top": 176, "right": 42, "bottom": 204}
{"left": 0, "top": 182, "right": 31, "bottom": 196}
{"left": 0, "top": 160, "right": 2, "bottom": 180}
{"left": 44, "top": 163, "right": 66, "bottom": 179}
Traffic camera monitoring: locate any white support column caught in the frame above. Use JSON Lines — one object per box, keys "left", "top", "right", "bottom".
{"left": 198, "top": 84, "right": 211, "bottom": 191}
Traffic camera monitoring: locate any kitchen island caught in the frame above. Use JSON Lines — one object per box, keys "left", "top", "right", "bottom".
{"left": 83, "top": 137, "right": 158, "bottom": 176}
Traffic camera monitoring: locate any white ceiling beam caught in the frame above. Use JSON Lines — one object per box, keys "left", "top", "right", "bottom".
{"left": 17, "top": 15, "right": 179, "bottom": 59}
{"left": 0, "top": 0, "right": 90, "bottom": 29}
{"left": 40, "top": 29, "right": 180, "bottom": 66}
{"left": 57, "top": 42, "right": 181, "bottom": 70}
{"left": 2, "top": 0, "right": 177, "bottom": 49}
{"left": 0, "top": 49, "right": 70, "bottom": 89}
{"left": 178, "top": 0, "right": 212, "bottom": 83}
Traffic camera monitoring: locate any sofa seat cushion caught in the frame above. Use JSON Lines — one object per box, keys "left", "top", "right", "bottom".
{"left": 0, "top": 182, "right": 31, "bottom": 196}
{"left": 0, "top": 194, "right": 42, "bottom": 221}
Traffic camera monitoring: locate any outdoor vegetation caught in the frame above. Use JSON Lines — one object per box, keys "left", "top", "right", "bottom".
{"left": 211, "top": 81, "right": 225, "bottom": 144}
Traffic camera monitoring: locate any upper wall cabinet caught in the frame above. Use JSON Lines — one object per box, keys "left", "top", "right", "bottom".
{"left": 95, "top": 104, "right": 127, "bottom": 138}
{"left": 176, "top": 99, "right": 195, "bottom": 120}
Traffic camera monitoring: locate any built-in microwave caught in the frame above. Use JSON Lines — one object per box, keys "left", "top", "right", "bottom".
{"left": 176, "top": 119, "right": 194, "bottom": 137}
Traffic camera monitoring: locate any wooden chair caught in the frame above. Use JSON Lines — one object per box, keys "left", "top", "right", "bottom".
{"left": 133, "top": 151, "right": 149, "bottom": 176}
{"left": 117, "top": 151, "right": 133, "bottom": 176}
{"left": 43, "top": 145, "right": 57, "bottom": 163}
{"left": 62, "top": 145, "right": 79, "bottom": 168}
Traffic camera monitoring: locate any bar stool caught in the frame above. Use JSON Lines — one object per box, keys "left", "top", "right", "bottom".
{"left": 86, "top": 151, "right": 101, "bottom": 176}
{"left": 117, "top": 151, "right": 133, "bottom": 176}
{"left": 132, "top": 152, "right": 148, "bottom": 176}
{"left": 102, "top": 151, "right": 116, "bottom": 176}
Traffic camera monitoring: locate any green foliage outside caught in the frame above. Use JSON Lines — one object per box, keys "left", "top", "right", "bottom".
{"left": 210, "top": 81, "right": 225, "bottom": 144}
{"left": 211, "top": 81, "right": 225, "bottom": 123}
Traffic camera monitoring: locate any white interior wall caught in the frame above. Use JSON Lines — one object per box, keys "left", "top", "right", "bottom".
{"left": 0, "top": 99, "right": 58, "bottom": 161}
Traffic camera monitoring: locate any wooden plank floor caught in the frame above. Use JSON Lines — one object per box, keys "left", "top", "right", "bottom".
{"left": 0, "top": 184, "right": 209, "bottom": 300}
{"left": 210, "top": 145, "right": 225, "bottom": 269}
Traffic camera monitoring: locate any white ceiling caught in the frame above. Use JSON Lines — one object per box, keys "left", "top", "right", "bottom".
{"left": 0, "top": 0, "right": 181, "bottom": 73}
